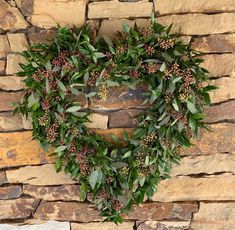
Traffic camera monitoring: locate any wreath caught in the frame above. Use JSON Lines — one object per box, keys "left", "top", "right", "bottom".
{"left": 14, "top": 18, "right": 215, "bottom": 223}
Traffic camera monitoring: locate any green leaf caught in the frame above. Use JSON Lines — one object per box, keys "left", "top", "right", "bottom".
{"left": 56, "top": 79, "right": 67, "bottom": 91}
{"left": 187, "top": 101, "right": 197, "bottom": 114}
{"left": 122, "top": 151, "right": 132, "bottom": 159}
{"left": 66, "top": 106, "right": 81, "bottom": 112}
{"left": 89, "top": 170, "right": 99, "bottom": 189}
{"left": 106, "top": 80, "right": 119, "bottom": 87}
{"left": 86, "top": 92, "right": 97, "bottom": 98}
{"left": 94, "top": 52, "right": 106, "bottom": 59}
{"left": 172, "top": 76, "right": 182, "bottom": 84}
{"left": 54, "top": 145, "right": 67, "bottom": 153}
{"left": 139, "top": 177, "right": 145, "bottom": 187}
{"left": 103, "top": 35, "right": 113, "bottom": 47}
{"left": 172, "top": 99, "right": 179, "bottom": 111}
{"left": 159, "top": 62, "right": 166, "bottom": 72}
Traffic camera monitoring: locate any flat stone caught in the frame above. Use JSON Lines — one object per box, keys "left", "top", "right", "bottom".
{"left": 86, "top": 113, "right": 108, "bottom": 129}
{"left": 126, "top": 202, "right": 198, "bottom": 221}
{"left": 109, "top": 109, "right": 142, "bottom": 128}
{"left": 28, "top": 28, "right": 57, "bottom": 45}
{"left": 157, "top": 13, "right": 235, "bottom": 35}
{"left": 185, "top": 123, "right": 235, "bottom": 155}
{"left": 23, "top": 184, "right": 81, "bottom": 201}
{"left": 6, "top": 54, "right": 26, "bottom": 75}
{"left": 137, "top": 221, "right": 190, "bottom": 230}
{"left": 71, "top": 222, "right": 134, "bottom": 230}
{"left": 0, "top": 131, "right": 54, "bottom": 169}
{"left": 90, "top": 85, "right": 148, "bottom": 110}
{"left": 191, "top": 202, "right": 235, "bottom": 230}
{"left": 191, "top": 34, "right": 235, "bottom": 53}
{"left": 171, "top": 153, "right": 235, "bottom": 176}
{"left": 0, "top": 60, "right": 5, "bottom": 75}
{"left": 34, "top": 201, "right": 101, "bottom": 222}
{"left": 201, "top": 54, "right": 235, "bottom": 78}
{"left": 155, "top": 0, "right": 235, "bottom": 15}
{"left": 66, "top": 93, "right": 88, "bottom": 109}
{"left": 0, "top": 185, "right": 22, "bottom": 199}
{"left": 0, "top": 112, "right": 24, "bottom": 131}
{"left": 31, "top": 0, "right": 88, "bottom": 28}
{"left": 22, "top": 116, "right": 32, "bottom": 130}
{"left": 0, "top": 76, "right": 25, "bottom": 90}
{"left": 209, "top": 78, "right": 235, "bottom": 103}
{"left": 6, "top": 164, "right": 75, "bottom": 185}
{"left": 0, "top": 221, "right": 70, "bottom": 230}
{"left": 0, "top": 92, "right": 24, "bottom": 111}
{"left": 88, "top": 0, "right": 153, "bottom": 19}
{"left": 7, "top": 33, "right": 29, "bottom": 52}
{"left": 0, "top": 198, "right": 39, "bottom": 220}
{"left": 152, "top": 174, "right": 235, "bottom": 202}
{"left": 0, "top": 172, "right": 7, "bottom": 185}
{"left": 0, "top": 35, "right": 10, "bottom": 58}
{"left": 99, "top": 18, "right": 149, "bottom": 38}
{"left": 205, "top": 100, "right": 235, "bottom": 123}
{"left": 15, "top": 0, "right": 34, "bottom": 17}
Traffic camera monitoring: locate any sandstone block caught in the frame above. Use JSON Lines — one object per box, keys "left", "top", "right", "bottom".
{"left": 0, "top": 0, "right": 29, "bottom": 31}
{"left": 28, "top": 28, "right": 57, "bottom": 45}
{"left": 0, "top": 198, "right": 39, "bottom": 220}
{"left": 15, "top": 0, "right": 34, "bottom": 17}
{"left": 205, "top": 100, "right": 235, "bottom": 123}
{"left": 22, "top": 116, "right": 32, "bottom": 130}
{"left": 202, "top": 54, "right": 235, "bottom": 78}
{"left": 171, "top": 153, "right": 235, "bottom": 176}
{"left": 157, "top": 13, "right": 235, "bottom": 35}
{"left": 86, "top": 113, "right": 108, "bottom": 129}
{"left": 7, "top": 33, "right": 29, "bottom": 52}
{"left": 6, "top": 164, "right": 75, "bottom": 185}
{"left": 31, "top": 0, "right": 88, "bottom": 28}
{"left": 0, "top": 112, "right": 24, "bottom": 131}
{"left": 0, "top": 35, "right": 10, "bottom": 58}
{"left": 191, "top": 202, "right": 235, "bottom": 230}
{"left": 0, "top": 60, "right": 5, "bottom": 75}
{"left": 109, "top": 109, "right": 142, "bottom": 128}
{"left": 137, "top": 221, "right": 190, "bottom": 230}
{"left": 0, "top": 76, "right": 25, "bottom": 90}
{"left": 0, "top": 172, "right": 7, "bottom": 185}
{"left": 0, "top": 221, "right": 70, "bottom": 230}
{"left": 6, "top": 54, "right": 26, "bottom": 75}
{"left": 0, "top": 131, "right": 53, "bottom": 168}
{"left": 23, "top": 184, "right": 81, "bottom": 201}
{"left": 191, "top": 34, "right": 235, "bottom": 53}
{"left": 34, "top": 201, "right": 101, "bottom": 222}
{"left": 0, "top": 92, "right": 24, "bottom": 111}
{"left": 0, "top": 185, "right": 22, "bottom": 199}
{"left": 71, "top": 222, "right": 134, "bottom": 230}
{"left": 88, "top": 0, "right": 153, "bottom": 19}
{"left": 155, "top": 0, "right": 235, "bottom": 15}
{"left": 152, "top": 174, "right": 235, "bottom": 202}
{"left": 209, "top": 78, "right": 235, "bottom": 103}
{"left": 126, "top": 202, "right": 198, "bottom": 221}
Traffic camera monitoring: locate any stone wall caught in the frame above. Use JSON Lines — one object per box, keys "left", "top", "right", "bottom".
{"left": 0, "top": 0, "right": 235, "bottom": 229}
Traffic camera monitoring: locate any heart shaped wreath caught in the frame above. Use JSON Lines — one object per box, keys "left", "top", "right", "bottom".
{"left": 14, "top": 19, "right": 215, "bottom": 223}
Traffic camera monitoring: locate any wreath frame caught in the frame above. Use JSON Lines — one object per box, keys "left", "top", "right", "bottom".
{"left": 14, "top": 18, "right": 216, "bottom": 223}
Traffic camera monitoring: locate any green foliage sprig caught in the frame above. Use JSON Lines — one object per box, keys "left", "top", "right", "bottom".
{"left": 14, "top": 20, "right": 215, "bottom": 223}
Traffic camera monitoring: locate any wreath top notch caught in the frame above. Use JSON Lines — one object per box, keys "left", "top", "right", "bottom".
{"left": 14, "top": 18, "right": 215, "bottom": 223}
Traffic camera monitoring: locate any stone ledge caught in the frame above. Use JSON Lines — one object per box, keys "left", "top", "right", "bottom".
{"left": 0, "top": 92, "right": 24, "bottom": 112}
{"left": 0, "top": 112, "right": 24, "bottom": 131}
{"left": 0, "top": 185, "right": 22, "bottom": 200}
{"left": 0, "top": 76, "right": 25, "bottom": 91}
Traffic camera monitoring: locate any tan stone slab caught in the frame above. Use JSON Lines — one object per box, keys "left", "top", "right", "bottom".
{"left": 6, "top": 164, "right": 75, "bottom": 185}
{"left": 0, "top": 0, "right": 29, "bottom": 31}
{"left": 0, "top": 198, "right": 39, "bottom": 220}
{"left": 205, "top": 100, "right": 235, "bottom": 123}
{"left": 0, "top": 185, "right": 22, "bottom": 199}
{"left": 28, "top": 27, "right": 56, "bottom": 45}
{"left": 71, "top": 222, "right": 134, "bottom": 230}
{"left": 209, "top": 78, "right": 235, "bottom": 103}
{"left": 23, "top": 184, "right": 81, "bottom": 201}
{"left": 191, "top": 202, "right": 235, "bottom": 230}
{"left": 137, "top": 221, "right": 190, "bottom": 230}
{"left": 0, "top": 76, "right": 25, "bottom": 90}
{"left": 125, "top": 202, "right": 198, "bottom": 221}
{"left": 152, "top": 174, "right": 235, "bottom": 202}
{"left": 191, "top": 34, "right": 235, "bottom": 53}
{"left": 202, "top": 54, "right": 235, "bottom": 78}
{"left": 86, "top": 113, "right": 108, "bottom": 129}
{"left": 0, "top": 35, "right": 10, "bottom": 58}
{"left": 7, "top": 33, "right": 29, "bottom": 52}
{"left": 157, "top": 13, "right": 235, "bottom": 35}
{"left": 0, "top": 91, "right": 24, "bottom": 111}
{"left": 31, "top": 0, "right": 88, "bottom": 28}
{"left": 186, "top": 123, "right": 235, "bottom": 155}
{"left": 171, "top": 153, "right": 235, "bottom": 176}
{"left": 88, "top": 0, "right": 153, "bottom": 19}
{"left": 0, "top": 60, "right": 5, "bottom": 75}
{"left": 0, "top": 112, "right": 23, "bottom": 131}
{"left": 0, "top": 171, "right": 7, "bottom": 185}
{"left": 155, "top": 0, "right": 235, "bottom": 15}
{"left": 6, "top": 54, "right": 26, "bottom": 75}
{"left": 0, "top": 131, "right": 53, "bottom": 169}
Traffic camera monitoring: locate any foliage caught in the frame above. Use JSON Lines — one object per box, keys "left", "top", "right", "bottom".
{"left": 14, "top": 20, "right": 215, "bottom": 223}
